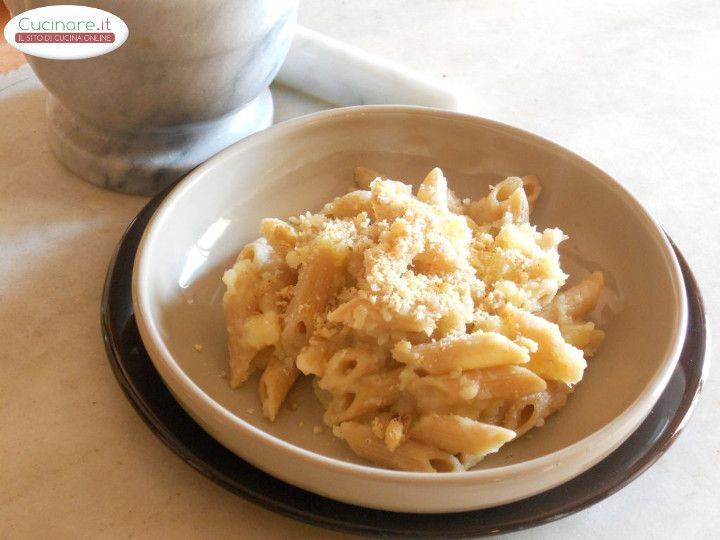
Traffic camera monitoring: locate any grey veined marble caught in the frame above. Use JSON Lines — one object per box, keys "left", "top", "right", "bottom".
{"left": 8, "top": 0, "right": 298, "bottom": 195}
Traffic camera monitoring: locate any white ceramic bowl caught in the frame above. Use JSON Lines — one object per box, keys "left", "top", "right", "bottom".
{"left": 132, "top": 106, "right": 687, "bottom": 513}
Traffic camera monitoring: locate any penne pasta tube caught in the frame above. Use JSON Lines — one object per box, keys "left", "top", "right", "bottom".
{"left": 323, "top": 190, "right": 373, "bottom": 218}
{"left": 259, "top": 218, "right": 297, "bottom": 260}
{"left": 296, "top": 337, "right": 340, "bottom": 377}
{"left": 559, "top": 322, "right": 605, "bottom": 357}
{"left": 502, "top": 382, "right": 570, "bottom": 436}
{"left": 318, "top": 347, "right": 386, "bottom": 391}
{"left": 417, "top": 167, "right": 449, "bottom": 208}
{"left": 355, "top": 166, "right": 463, "bottom": 211}
{"left": 335, "top": 421, "right": 462, "bottom": 472}
{"left": 328, "top": 296, "right": 432, "bottom": 336}
{"left": 323, "top": 368, "right": 402, "bottom": 424}
{"left": 282, "top": 238, "right": 349, "bottom": 358}
{"left": 406, "top": 366, "right": 547, "bottom": 416}
{"left": 222, "top": 258, "right": 261, "bottom": 387}
{"left": 410, "top": 414, "right": 516, "bottom": 456}
{"left": 502, "top": 304, "right": 586, "bottom": 384}
{"left": 259, "top": 355, "right": 299, "bottom": 421}
{"left": 466, "top": 365, "right": 548, "bottom": 400}
{"left": 370, "top": 178, "right": 414, "bottom": 221}
{"left": 555, "top": 271, "right": 604, "bottom": 320}
{"left": 465, "top": 177, "right": 530, "bottom": 225}
{"left": 392, "top": 331, "right": 530, "bottom": 374}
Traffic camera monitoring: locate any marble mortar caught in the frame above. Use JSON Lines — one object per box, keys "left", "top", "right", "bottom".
{"left": 7, "top": 0, "right": 298, "bottom": 195}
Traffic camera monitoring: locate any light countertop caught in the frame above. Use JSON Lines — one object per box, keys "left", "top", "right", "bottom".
{"left": 1, "top": 1, "right": 718, "bottom": 538}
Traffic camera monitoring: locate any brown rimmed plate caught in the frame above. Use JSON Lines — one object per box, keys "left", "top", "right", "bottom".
{"left": 101, "top": 187, "right": 708, "bottom": 537}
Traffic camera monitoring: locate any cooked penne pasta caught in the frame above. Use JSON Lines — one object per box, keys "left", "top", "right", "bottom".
{"left": 559, "top": 321, "right": 605, "bottom": 356}
{"left": 259, "top": 218, "right": 297, "bottom": 260}
{"left": 406, "top": 366, "right": 546, "bottom": 416}
{"left": 259, "top": 355, "right": 299, "bottom": 421}
{"left": 392, "top": 332, "right": 530, "bottom": 374}
{"left": 282, "top": 238, "right": 349, "bottom": 358}
{"left": 329, "top": 296, "right": 433, "bottom": 336}
{"left": 222, "top": 167, "right": 607, "bottom": 472}
{"left": 323, "top": 368, "right": 403, "bottom": 424}
{"left": 222, "top": 238, "right": 289, "bottom": 387}
{"left": 318, "top": 347, "right": 386, "bottom": 391}
{"left": 502, "top": 304, "right": 586, "bottom": 385}
{"left": 417, "top": 167, "right": 449, "bottom": 208}
{"left": 410, "top": 414, "right": 516, "bottom": 456}
{"left": 543, "top": 271, "right": 604, "bottom": 322}
{"left": 354, "top": 165, "right": 465, "bottom": 212}
{"left": 502, "top": 382, "right": 570, "bottom": 436}
{"left": 296, "top": 336, "right": 343, "bottom": 377}
{"left": 405, "top": 373, "right": 478, "bottom": 416}
{"left": 222, "top": 257, "right": 261, "bottom": 387}
{"left": 370, "top": 177, "right": 414, "bottom": 221}
{"left": 335, "top": 421, "right": 462, "bottom": 472}
{"left": 465, "top": 177, "right": 530, "bottom": 225}
{"left": 323, "top": 190, "right": 373, "bottom": 218}
{"left": 466, "top": 365, "right": 548, "bottom": 400}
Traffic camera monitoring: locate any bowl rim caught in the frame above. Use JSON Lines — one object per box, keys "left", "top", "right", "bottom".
{"left": 132, "top": 104, "right": 688, "bottom": 487}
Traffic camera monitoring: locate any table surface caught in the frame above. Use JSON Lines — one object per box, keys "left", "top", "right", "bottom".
{"left": 2, "top": 1, "right": 718, "bottom": 538}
